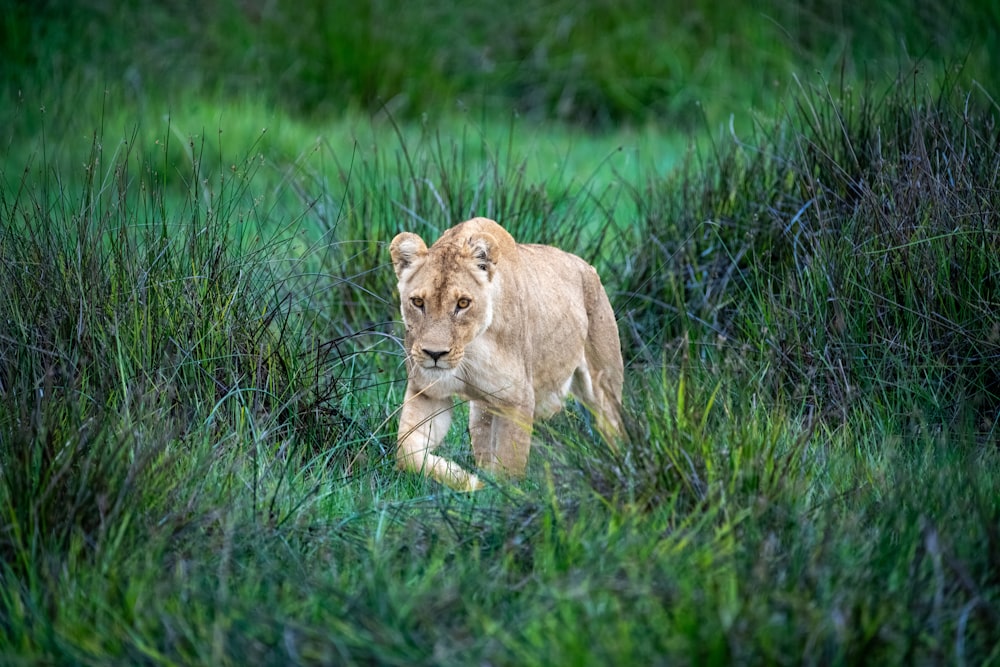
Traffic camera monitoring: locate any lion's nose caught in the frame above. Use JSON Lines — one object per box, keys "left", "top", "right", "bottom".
{"left": 423, "top": 348, "right": 448, "bottom": 362}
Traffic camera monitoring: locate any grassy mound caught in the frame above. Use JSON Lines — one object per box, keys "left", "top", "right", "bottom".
{"left": 620, "top": 73, "right": 1000, "bottom": 433}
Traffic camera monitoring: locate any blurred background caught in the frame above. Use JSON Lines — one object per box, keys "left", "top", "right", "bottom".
{"left": 3, "top": 0, "right": 997, "bottom": 132}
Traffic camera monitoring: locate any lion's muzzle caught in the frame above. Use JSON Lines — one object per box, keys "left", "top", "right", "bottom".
{"left": 413, "top": 345, "right": 460, "bottom": 370}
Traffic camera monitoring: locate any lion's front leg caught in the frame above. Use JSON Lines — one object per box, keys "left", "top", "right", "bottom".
{"left": 470, "top": 400, "right": 533, "bottom": 478}
{"left": 397, "top": 388, "right": 482, "bottom": 491}
{"left": 469, "top": 401, "right": 497, "bottom": 471}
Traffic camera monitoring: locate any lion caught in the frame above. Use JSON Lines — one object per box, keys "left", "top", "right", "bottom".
{"left": 389, "top": 217, "right": 624, "bottom": 491}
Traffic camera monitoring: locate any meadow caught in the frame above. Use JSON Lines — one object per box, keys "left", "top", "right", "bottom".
{"left": 1, "top": 1, "right": 999, "bottom": 664}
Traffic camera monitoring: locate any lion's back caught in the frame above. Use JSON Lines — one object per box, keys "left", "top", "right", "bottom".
{"left": 505, "top": 243, "right": 622, "bottom": 413}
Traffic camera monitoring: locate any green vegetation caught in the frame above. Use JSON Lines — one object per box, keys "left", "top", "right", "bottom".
{"left": 2, "top": 1, "right": 999, "bottom": 664}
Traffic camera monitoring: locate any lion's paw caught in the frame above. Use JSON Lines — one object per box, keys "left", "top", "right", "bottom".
{"left": 463, "top": 474, "right": 485, "bottom": 492}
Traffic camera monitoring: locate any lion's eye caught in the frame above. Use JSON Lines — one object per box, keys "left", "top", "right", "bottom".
{"left": 456, "top": 297, "right": 471, "bottom": 310}
{"left": 410, "top": 297, "right": 424, "bottom": 309}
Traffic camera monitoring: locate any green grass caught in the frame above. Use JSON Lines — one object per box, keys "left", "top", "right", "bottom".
{"left": 3, "top": 75, "right": 999, "bottom": 665}
{"left": 2, "top": 1, "right": 1000, "bottom": 664}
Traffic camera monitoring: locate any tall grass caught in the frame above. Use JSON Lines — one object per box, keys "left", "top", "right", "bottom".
{"left": 1, "top": 61, "right": 999, "bottom": 667}
{"left": 0, "top": 119, "right": 380, "bottom": 660}
{"left": 620, "top": 70, "right": 1000, "bottom": 434}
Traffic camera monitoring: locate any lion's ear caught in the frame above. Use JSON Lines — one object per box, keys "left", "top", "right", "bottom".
{"left": 467, "top": 233, "right": 499, "bottom": 278}
{"left": 390, "top": 232, "right": 427, "bottom": 277}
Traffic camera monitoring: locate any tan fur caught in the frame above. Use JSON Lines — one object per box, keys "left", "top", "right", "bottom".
{"left": 389, "top": 218, "right": 624, "bottom": 491}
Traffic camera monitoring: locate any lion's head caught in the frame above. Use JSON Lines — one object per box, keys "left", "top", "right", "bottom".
{"left": 389, "top": 229, "right": 500, "bottom": 373}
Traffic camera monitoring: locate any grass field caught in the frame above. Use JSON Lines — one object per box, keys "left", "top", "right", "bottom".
{"left": 2, "top": 1, "right": 1000, "bottom": 664}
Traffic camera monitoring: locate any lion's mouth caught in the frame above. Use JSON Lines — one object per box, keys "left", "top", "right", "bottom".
{"left": 414, "top": 351, "right": 461, "bottom": 371}
{"left": 420, "top": 358, "right": 456, "bottom": 371}
{"left": 422, "top": 361, "right": 450, "bottom": 370}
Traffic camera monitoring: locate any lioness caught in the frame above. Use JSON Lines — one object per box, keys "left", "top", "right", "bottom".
{"left": 390, "top": 217, "right": 624, "bottom": 491}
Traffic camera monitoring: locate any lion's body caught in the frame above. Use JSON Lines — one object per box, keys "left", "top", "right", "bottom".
{"left": 389, "top": 217, "right": 624, "bottom": 490}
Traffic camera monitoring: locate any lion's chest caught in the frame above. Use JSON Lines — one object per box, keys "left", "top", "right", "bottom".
{"left": 412, "top": 341, "right": 532, "bottom": 406}
{"left": 412, "top": 334, "right": 579, "bottom": 420}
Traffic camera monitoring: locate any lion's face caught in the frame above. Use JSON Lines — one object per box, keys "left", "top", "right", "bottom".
{"left": 390, "top": 231, "right": 498, "bottom": 374}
